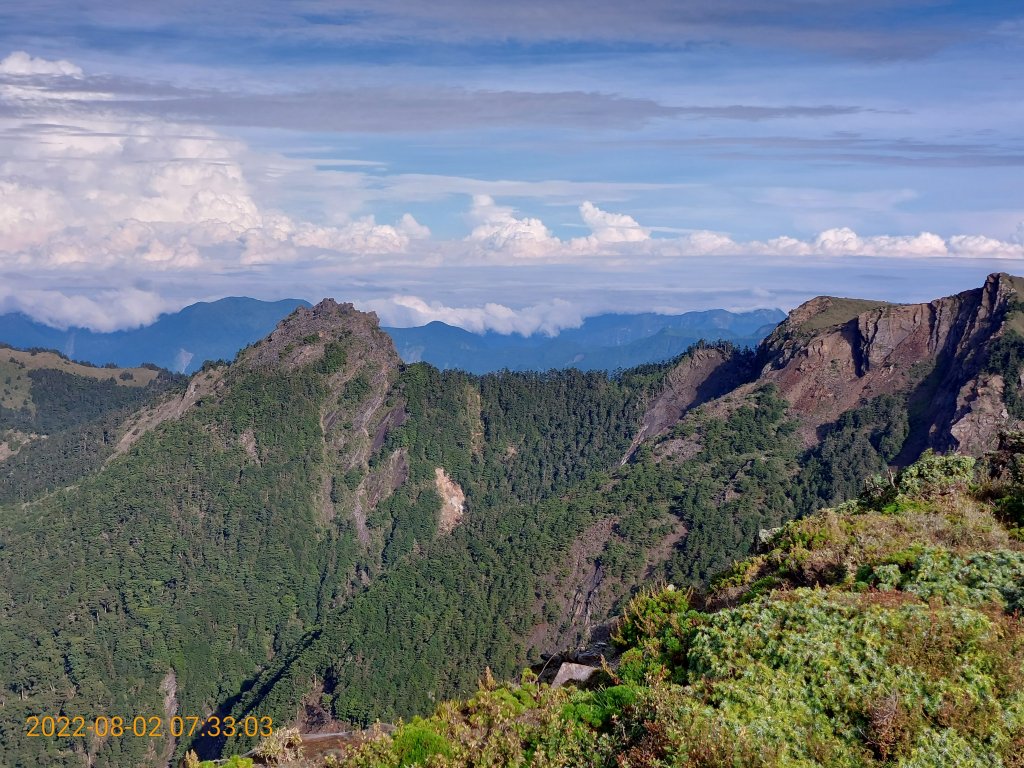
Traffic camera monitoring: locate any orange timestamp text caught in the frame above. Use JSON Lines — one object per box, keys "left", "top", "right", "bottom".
{"left": 25, "top": 714, "right": 274, "bottom": 739}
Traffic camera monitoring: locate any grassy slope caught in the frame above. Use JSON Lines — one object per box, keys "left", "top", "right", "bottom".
{"left": 793, "top": 298, "right": 892, "bottom": 335}
{"left": 0, "top": 347, "right": 158, "bottom": 410}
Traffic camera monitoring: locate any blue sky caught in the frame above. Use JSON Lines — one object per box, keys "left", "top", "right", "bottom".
{"left": 0, "top": 1, "right": 1021, "bottom": 333}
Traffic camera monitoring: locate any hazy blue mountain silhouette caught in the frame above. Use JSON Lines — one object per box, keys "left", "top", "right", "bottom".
{"left": 0, "top": 298, "right": 313, "bottom": 373}
{"left": 0, "top": 300, "right": 784, "bottom": 374}
{"left": 384, "top": 309, "right": 784, "bottom": 373}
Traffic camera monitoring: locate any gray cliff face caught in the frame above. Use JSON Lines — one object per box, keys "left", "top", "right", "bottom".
{"left": 939, "top": 273, "right": 1024, "bottom": 455}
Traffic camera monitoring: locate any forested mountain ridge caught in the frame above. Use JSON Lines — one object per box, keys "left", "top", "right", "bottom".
{"left": 0, "top": 300, "right": 667, "bottom": 767}
{"left": 211, "top": 273, "right": 1024, "bottom": 758}
{"left": 2, "top": 275, "right": 1024, "bottom": 767}
{"left": 384, "top": 309, "right": 784, "bottom": 374}
{"left": 0, "top": 298, "right": 313, "bottom": 374}
{"left": 0, "top": 346, "right": 183, "bottom": 502}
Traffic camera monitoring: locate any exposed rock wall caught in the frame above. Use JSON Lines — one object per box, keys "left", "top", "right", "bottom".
{"left": 757, "top": 273, "right": 1024, "bottom": 454}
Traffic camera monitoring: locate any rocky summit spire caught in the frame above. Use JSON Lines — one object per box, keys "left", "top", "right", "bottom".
{"left": 236, "top": 299, "right": 399, "bottom": 373}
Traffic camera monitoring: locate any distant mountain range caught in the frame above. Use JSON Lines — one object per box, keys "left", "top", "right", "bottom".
{"left": 0, "top": 298, "right": 785, "bottom": 373}
{"left": 385, "top": 309, "right": 784, "bottom": 374}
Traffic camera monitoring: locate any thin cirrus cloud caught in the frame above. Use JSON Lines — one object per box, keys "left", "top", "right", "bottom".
{"left": 0, "top": 64, "right": 877, "bottom": 134}
{"left": 0, "top": 0, "right": 1006, "bottom": 59}
{"left": 0, "top": 56, "right": 680, "bottom": 133}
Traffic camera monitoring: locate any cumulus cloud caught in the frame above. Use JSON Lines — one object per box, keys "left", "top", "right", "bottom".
{"left": 804, "top": 227, "right": 950, "bottom": 257}
{"left": 458, "top": 197, "right": 1024, "bottom": 261}
{"left": 0, "top": 52, "right": 429, "bottom": 275}
{"left": 685, "top": 227, "right": 1021, "bottom": 259}
{"left": 465, "top": 195, "right": 558, "bottom": 257}
{"left": 1, "top": 51, "right": 1022, "bottom": 335}
{"left": 947, "top": 234, "right": 1024, "bottom": 260}
{"left": 576, "top": 201, "right": 649, "bottom": 243}
{"left": 239, "top": 212, "right": 431, "bottom": 264}
{"left": 464, "top": 198, "right": 655, "bottom": 258}
{"left": 365, "top": 294, "right": 584, "bottom": 335}
{"left": 0, "top": 108, "right": 265, "bottom": 269}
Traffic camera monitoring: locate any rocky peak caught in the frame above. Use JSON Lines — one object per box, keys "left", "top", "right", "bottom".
{"left": 981, "top": 271, "right": 1024, "bottom": 314}
{"left": 236, "top": 299, "right": 399, "bottom": 372}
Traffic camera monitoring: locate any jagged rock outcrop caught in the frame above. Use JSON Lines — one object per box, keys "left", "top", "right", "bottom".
{"left": 623, "top": 273, "right": 1024, "bottom": 461}
{"left": 757, "top": 272, "right": 1024, "bottom": 454}
{"left": 262, "top": 301, "right": 408, "bottom": 541}
{"left": 236, "top": 299, "right": 396, "bottom": 372}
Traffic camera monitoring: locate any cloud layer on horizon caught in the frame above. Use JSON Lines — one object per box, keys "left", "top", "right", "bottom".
{"left": 0, "top": 49, "right": 1022, "bottom": 335}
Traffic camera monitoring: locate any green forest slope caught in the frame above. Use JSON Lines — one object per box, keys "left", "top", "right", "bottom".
{"left": 217, "top": 378, "right": 917, "bottom": 759}
{"left": 275, "top": 447, "right": 1024, "bottom": 768}
{"left": 0, "top": 346, "right": 182, "bottom": 502}
{"left": 0, "top": 305, "right": 672, "bottom": 767}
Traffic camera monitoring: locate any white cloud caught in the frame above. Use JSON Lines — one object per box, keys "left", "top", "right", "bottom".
{"left": 576, "top": 201, "right": 650, "bottom": 243}
{"left": 947, "top": 234, "right": 1024, "bottom": 259}
{"left": 293, "top": 217, "right": 409, "bottom": 253}
{"left": 454, "top": 198, "right": 1017, "bottom": 263}
{"left": 805, "top": 228, "right": 949, "bottom": 258}
{"left": 864, "top": 232, "right": 949, "bottom": 257}
{"left": 464, "top": 198, "right": 652, "bottom": 257}
{"left": 0, "top": 52, "right": 429, "bottom": 275}
{"left": 814, "top": 226, "right": 863, "bottom": 254}
{"left": 239, "top": 213, "right": 431, "bottom": 264}
{"left": 0, "top": 287, "right": 175, "bottom": 332}
{"left": 678, "top": 230, "right": 739, "bottom": 255}
{"left": 0, "top": 51, "right": 82, "bottom": 77}
{"left": 465, "top": 195, "right": 558, "bottom": 258}
{"left": 0, "top": 51, "right": 1022, "bottom": 334}
{"left": 365, "top": 295, "right": 583, "bottom": 335}
{"left": 398, "top": 212, "right": 431, "bottom": 240}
